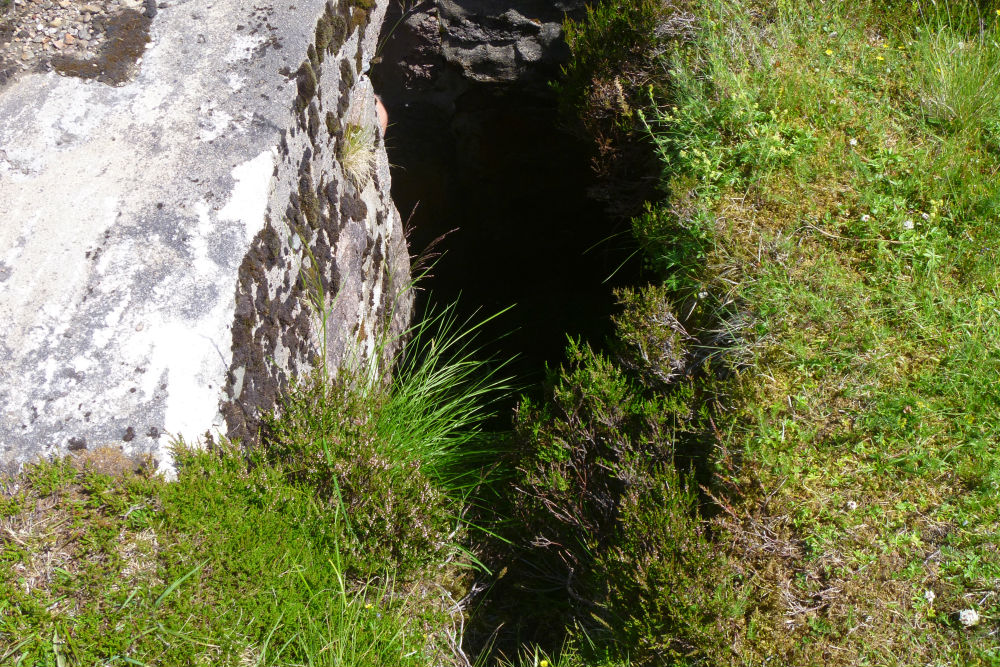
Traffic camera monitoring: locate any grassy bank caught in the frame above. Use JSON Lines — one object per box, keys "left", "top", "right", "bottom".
{"left": 501, "top": 0, "right": 1000, "bottom": 664}
{"left": 0, "top": 305, "right": 510, "bottom": 665}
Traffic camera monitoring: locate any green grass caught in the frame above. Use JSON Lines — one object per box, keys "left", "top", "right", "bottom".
{"left": 0, "top": 301, "right": 510, "bottom": 666}
{"left": 504, "top": 0, "right": 1000, "bottom": 664}
{"left": 649, "top": 0, "right": 998, "bottom": 661}
{"left": 4, "top": 1, "right": 1000, "bottom": 665}
{"left": 0, "top": 447, "right": 445, "bottom": 666}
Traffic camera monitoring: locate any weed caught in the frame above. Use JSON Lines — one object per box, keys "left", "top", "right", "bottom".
{"left": 339, "top": 121, "right": 376, "bottom": 187}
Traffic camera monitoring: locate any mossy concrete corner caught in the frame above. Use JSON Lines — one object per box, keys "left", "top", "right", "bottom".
{"left": 0, "top": 0, "right": 409, "bottom": 474}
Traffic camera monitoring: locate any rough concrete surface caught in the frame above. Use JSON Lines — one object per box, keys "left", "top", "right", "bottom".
{"left": 372, "top": 0, "right": 585, "bottom": 111}
{"left": 0, "top": 0, "right": 411, "bottom": 474}
{"left": 437, "top": 0, "right": 586, "bottom": 85}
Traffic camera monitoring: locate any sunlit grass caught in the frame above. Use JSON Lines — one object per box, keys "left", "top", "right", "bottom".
{"left": 0, "top": 299, "right": 511, "bottom": 665}
{"left": 628, "top": 0, "right": 1000, "bottom": 662}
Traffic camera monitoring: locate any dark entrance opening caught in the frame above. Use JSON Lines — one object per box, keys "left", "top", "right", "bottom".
{"left": 371, "top": 14, "right": 638, "bottom": 391}
{"left": 370, "top": 5, "right": 647, "bottom": 661}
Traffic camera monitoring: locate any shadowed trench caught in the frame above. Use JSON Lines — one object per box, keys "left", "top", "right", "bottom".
{"left": 371, "top": 34, "right": 639, "bottom": 393}
{"left": 370, "top": 5, "right": 645, "bottom": 659}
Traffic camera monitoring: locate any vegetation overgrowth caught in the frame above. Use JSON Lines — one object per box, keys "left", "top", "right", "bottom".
{"left": 497, "top": 0, "right": 1000, "bottom": 664}
{"left": 3, "top": 0, "right": 1000, "bottom": 665}
{"left": 0, "top": 303, "right": 511, "bottom": 665}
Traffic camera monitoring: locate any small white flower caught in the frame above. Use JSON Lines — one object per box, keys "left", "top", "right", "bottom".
{"left": 924, "top": 589, "right": 935, "bottom": 604}
{"left": 849, "top": 137, "right": 858, "bottom": 146}
{"left": 959, "top": 608, "right": 980, "bottom": 627}
{"left": 698, "top": 291, "right": 709, "bottom": 300}
{"left": 861, "top": 214, "right": 871, "bottom": 222}
{"left": 903, "top": 219, "right": 915, "bottom": 230}
{"left": 846, "top": 500, "right": 858, "bottom": 511}
{"left": 921, "top": 212, "right": 930, "bottom": 220}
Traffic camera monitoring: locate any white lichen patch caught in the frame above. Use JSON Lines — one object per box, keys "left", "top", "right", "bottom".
{"left": 219, "top": 150, "right": 276, "bottom": 245}
{"left": 224, "top": 34, "right": 267, "bottom": 64}
{"left": 198, "top": 101, "right": 234, "bottom": 142}
{"left": 227, "top": 73, "right": 247, "bottom": 93}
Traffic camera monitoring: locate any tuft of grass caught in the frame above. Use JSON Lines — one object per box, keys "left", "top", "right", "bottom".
{"left": 374, "top": 302, "right": 515, "bottom": 491}
{"left": 913, "top": 3, "right": 1000, "bottom": 140}
{"left": 339, "top": 121, "right": 376, "bottom": 187}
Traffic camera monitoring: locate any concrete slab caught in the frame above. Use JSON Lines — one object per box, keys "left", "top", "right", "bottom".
{"left": 0, "top": 0, "right": 411, "bottom": 474}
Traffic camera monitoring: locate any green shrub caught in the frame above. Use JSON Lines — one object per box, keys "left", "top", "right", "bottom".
{"left": 558, "top": 0, "right": 677, "bottom": 134}
{"left": 556, "top": 0, "right": 690, "bottom": 216}
{"left": 506, "top": 334, "right": 710, "bottom": 644}
{"left": 596, "top": 462, "right": 742, "bottom": 666}
{"left": 612, "top": 283, "right": 691, "bottom": 387}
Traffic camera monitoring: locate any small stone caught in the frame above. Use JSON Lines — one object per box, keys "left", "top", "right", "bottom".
{"left": 49, "top": 17, "right": 63, "bottom": 27}
{"left": 63, "top": 32, "right": 74, "bottom": 44}
{"left": 81, "top": 3, "right": 100, "bottom": 11}
{"left": 21, "top": 51, "right": 31, "bottom": 60}
{"left": 58, "top": 0, "right": 69, "bottom": 6}
{"left": 52, "top": 39, "right": 64, "bottom": 49}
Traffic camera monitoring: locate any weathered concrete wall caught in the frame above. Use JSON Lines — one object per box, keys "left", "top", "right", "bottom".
{"left": 374, "top": 0, "right": 585, "bottom": 100}
{"left": 0, "top": 0, "right": 411, "bottom": 474}
{"left": 437, "top": 0, "right": 586, "bottom": 85}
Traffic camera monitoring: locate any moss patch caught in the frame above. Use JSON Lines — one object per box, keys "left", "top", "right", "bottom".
{"left": 295, "top": 59, "right": 318, "bottom": 112}
{"left": 51, "top": 9, "right": 150, "bottom": 85}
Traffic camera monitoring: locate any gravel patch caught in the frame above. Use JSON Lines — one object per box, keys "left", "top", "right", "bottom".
{"left": 0, "top": 0, "right": 155, "bottom": 88}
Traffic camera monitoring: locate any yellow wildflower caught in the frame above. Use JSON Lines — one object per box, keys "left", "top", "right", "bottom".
{"left": 825, "top": 48, "right": 834, "bottom": 56}
{"left": 876, "top": 55, "right": 884, "bottom": 61}
{"left": 540, "top": 661, "right": 550, "bottom": 667}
